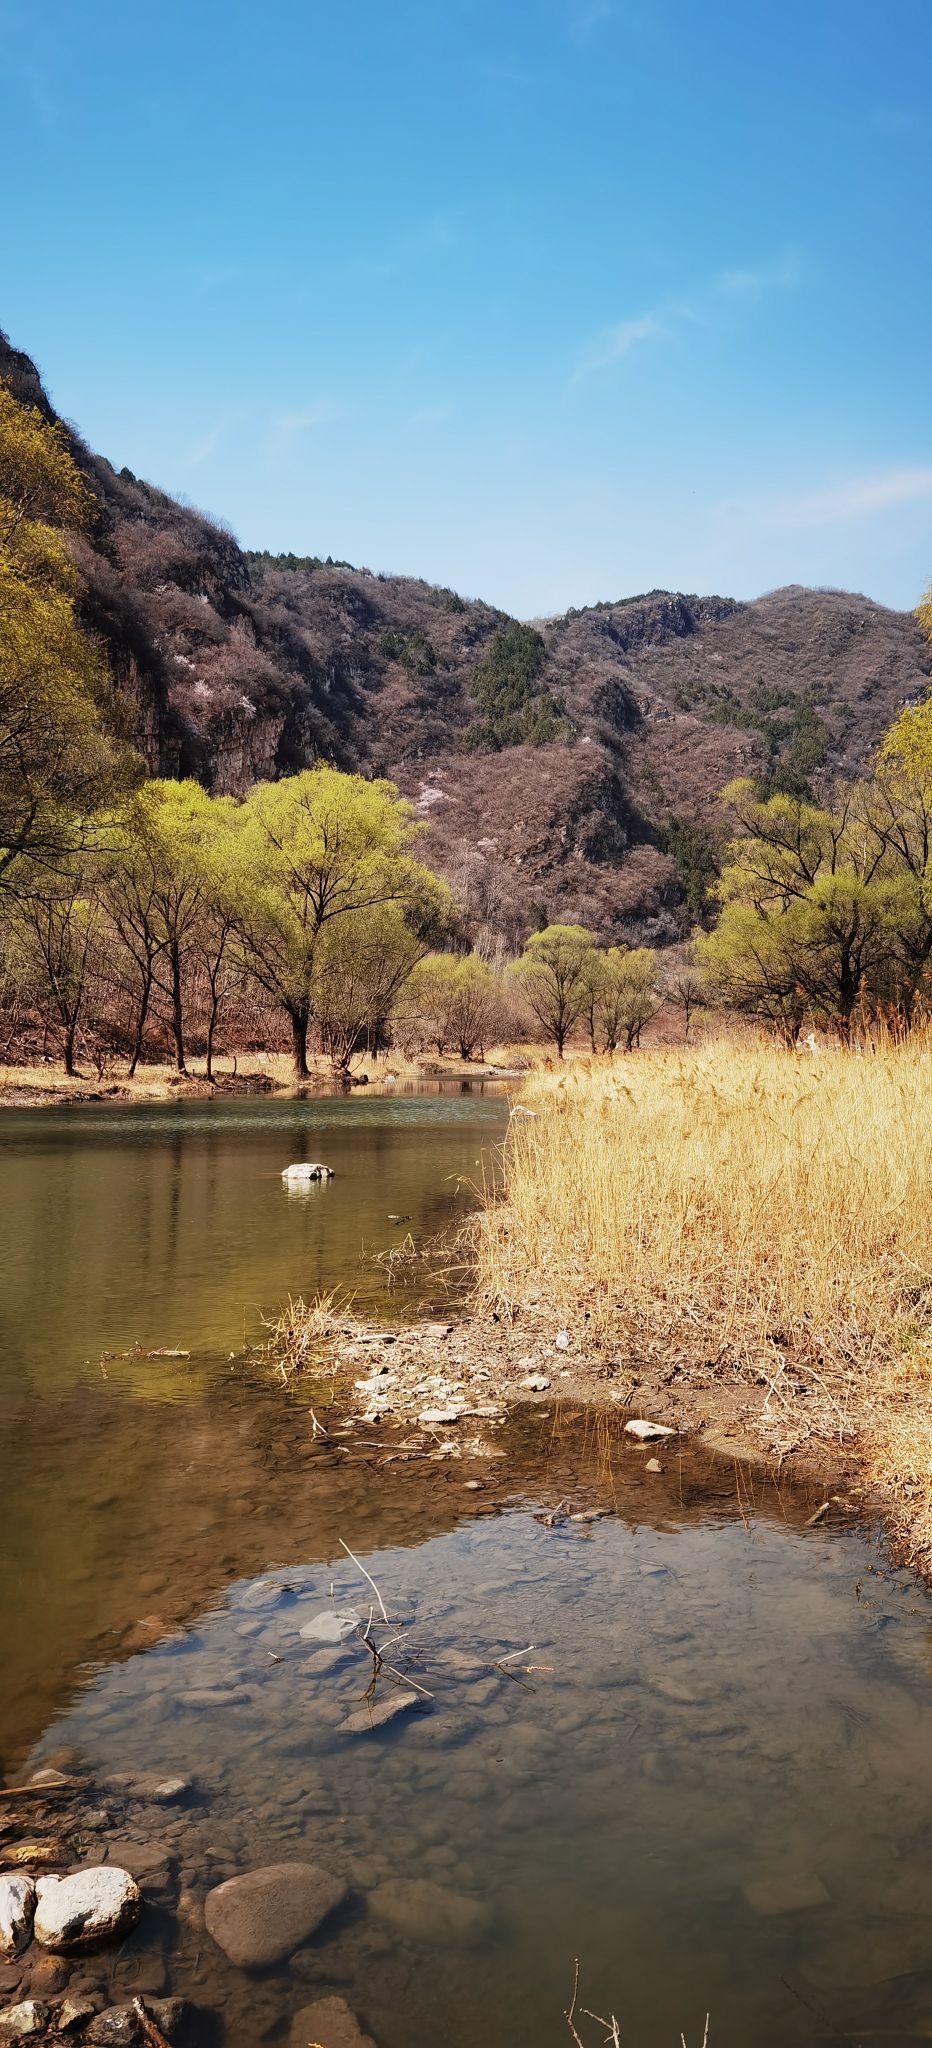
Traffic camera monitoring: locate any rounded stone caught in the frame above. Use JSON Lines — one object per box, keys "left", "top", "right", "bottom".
{"left": 204, "top": 1862, "right": 347, "bottom": 1968}
{"left": 289, "top": 1994, "right": 376, "bottom": 2048}
{"left": 33, "top": 1868, "right": 142, "bottom": 1953}
{"left": 0, "top": 1877, "right": 35, "bottom": 1961}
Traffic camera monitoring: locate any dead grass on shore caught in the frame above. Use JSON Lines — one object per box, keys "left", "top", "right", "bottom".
{"left": 0, "top": 1041, "right": 546, "bottom": 1104}
{"left": 471, "top": 1036, "right": 932, "bottom": 1564}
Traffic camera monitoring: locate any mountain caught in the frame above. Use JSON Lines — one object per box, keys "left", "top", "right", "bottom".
{"left": 3, "top": 327, "right": 929, "bottom": 943}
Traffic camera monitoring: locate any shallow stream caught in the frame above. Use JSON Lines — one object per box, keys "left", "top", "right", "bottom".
{"left": 2, "top": 1090, "right": 932, "bottom": 2046}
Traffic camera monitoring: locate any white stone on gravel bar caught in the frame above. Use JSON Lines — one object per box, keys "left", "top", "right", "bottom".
{"left": 625, "top": 1418, "right": 675, "bottom": 1441}
{"left": 204, "top": 1861, "right": 347, "bottom": 1967}
{"left": 418, "top": 1407, "right": 463, "bottom": 1425}
{"left": 0, "top": 1874, "right": 35, "bottom": 1959}
{"left": 33, "top": 1867, "right": 142, "bottom": 1952}
{"left": 521, "top": 1375, "right": 550, "bottom": 1392}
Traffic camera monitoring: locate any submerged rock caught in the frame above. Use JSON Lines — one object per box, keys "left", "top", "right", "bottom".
{"left": 339, "top": 1691, "right": 420, "bottom": 1734}
{"left": 235, "top": 1579, "right": 296, "bottom": 1612}
{"left": 0, "top": 1878, "right": 35, "bottom": 1961}
{"left": 85, "top": 2000, "right": 186, "bottom": 2045}
{"left": 282, "top": 1162, "right": 334, "bottom": 1183}
{"left": 0, "top": 1841, "right": 65, "bottom": 1870}
{"left": 368, "top": 1878, "right": 490, "bottom": 1946}
{"left": 744, "top": 1871, "right": 830, "bottom": 1914}
{"left": 289, "top": 1994, "right": 376, "bottom": 2048}
{"left": 299, "top": 1610, "right": 362, "bottom": 1645}
{"left": 33, "top": 1868, "right": 142, "bottom": 1953}
{"left": 204, "top": 1862, "right": 347, "bottom": 1968}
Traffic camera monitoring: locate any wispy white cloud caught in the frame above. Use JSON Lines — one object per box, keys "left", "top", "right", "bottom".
{"left": 572, "top": 313, "right": 663, "bottom": 381}
{"left": 755, "top": 467, "right": 932, "bottom": 528}
{"left": 573, "top": 247, "right": 801, "bottom": 382}
{"left": 716, "top": 249, "right": 802, "bottom": 299}
{"left": 268, "top": 400, "right": 339, "bottom": 455}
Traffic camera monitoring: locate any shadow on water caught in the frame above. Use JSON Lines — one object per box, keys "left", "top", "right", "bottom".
{"left": 4, "top": 1093, "right": 932, "bottom": 2046}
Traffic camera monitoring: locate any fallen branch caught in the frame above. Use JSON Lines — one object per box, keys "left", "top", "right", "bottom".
{"left": 131, "top": 1999, "right": 173, "bottom": 2048}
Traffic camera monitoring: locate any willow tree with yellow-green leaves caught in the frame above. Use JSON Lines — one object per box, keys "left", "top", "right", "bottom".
{"left": 223, "top": 766, "right": 453, "bottom": 1076}
{"left": 699, "top": 682, "right": 932, "bottom": 1036}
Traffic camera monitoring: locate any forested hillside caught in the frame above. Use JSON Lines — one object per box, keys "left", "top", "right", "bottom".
{"left": 2, "top": 326, "right": 929, "bottom": 945}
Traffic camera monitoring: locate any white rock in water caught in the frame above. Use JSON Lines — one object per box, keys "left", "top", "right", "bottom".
{"left": 33, "top": 1867, "right": 142, "bottom": 1952}
{"left": 625, "top": 1418, "right": 675, "bottom": 1441}
{"left": 298, "top": 1609, "right": 362, "bottom": 1644}
{"left": 282, "top": 1162, "right": 334, "bottom": 1182}
{"left": 0, "top": 2001, "right": 48, "bottom": 2038}
{"left": 0, "top": 1874, "right": 35, "bottom": 1959}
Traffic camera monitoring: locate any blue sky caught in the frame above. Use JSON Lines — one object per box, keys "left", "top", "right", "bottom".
{"left": 2, "top": 0, "right": 931, "bottom": 616}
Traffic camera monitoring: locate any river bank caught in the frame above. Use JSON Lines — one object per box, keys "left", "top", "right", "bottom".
{"left": 0, "top": 1049, "right": 533, "bottom": 1110}
{"left": 263, "top": 1034, "right": 932, "bottom": 1573}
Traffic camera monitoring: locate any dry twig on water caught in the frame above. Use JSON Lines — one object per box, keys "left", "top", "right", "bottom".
{"left": 131, "top": 1999, "right": 173, "bottom": 2048}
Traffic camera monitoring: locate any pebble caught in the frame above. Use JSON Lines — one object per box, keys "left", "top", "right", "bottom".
{"left": 625, "top": 1418, "right": 675, "bottom": 1441}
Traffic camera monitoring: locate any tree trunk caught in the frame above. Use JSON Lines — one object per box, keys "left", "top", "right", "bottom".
{"left": 128, "top": 963, "right": 153, "bottom": 1078}
{"left": 287, "top": 1000, "right": 310, "bottom": 1079}
{"left": 206, "top": 999, "right": 218, "bottom": 1084}
{"left": 170, "top": 943, "right": 186, "bottom": 1073}
{"left": 63, "top": 1016, "right": 78, "bottom": 1077}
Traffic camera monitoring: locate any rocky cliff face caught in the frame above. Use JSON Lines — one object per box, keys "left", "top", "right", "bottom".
{"left": 3, "top": 328, "right": 929, "bottom": 941}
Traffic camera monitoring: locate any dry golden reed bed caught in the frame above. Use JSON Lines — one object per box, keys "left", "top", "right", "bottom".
{"left": 474, "top": 1037, "right": 932, "bottom": 1565}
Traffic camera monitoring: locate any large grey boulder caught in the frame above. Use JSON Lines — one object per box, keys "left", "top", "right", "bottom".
{"left": 289, "top": 1994, "right": 376, "bottom": 2048}
{"left": 204, "top": 1862, "right": 347, "bottom": 1968}
{"left": 33, "top": 1867, "right": 142, "bottom": 1952}
{"left": 0, "top": 1875, "right": 35, "bottom": 1960}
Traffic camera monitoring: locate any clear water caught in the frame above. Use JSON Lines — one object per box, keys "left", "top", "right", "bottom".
{"left": 3, "top": 1092, "right": 932, "bottom": 2047}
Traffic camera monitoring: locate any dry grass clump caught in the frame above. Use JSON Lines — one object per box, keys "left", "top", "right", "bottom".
{"left": 474, "top": 1037, "right": 932, "bottom": 1558}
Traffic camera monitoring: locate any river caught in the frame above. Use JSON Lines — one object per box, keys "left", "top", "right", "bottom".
{"left": 1, "top": 1088, "right": 931, "bottom": 2046}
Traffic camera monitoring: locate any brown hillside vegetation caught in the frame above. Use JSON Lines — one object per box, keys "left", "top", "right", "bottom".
{"left": 2, "top": 327, "right": 928, "bottom": 944}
